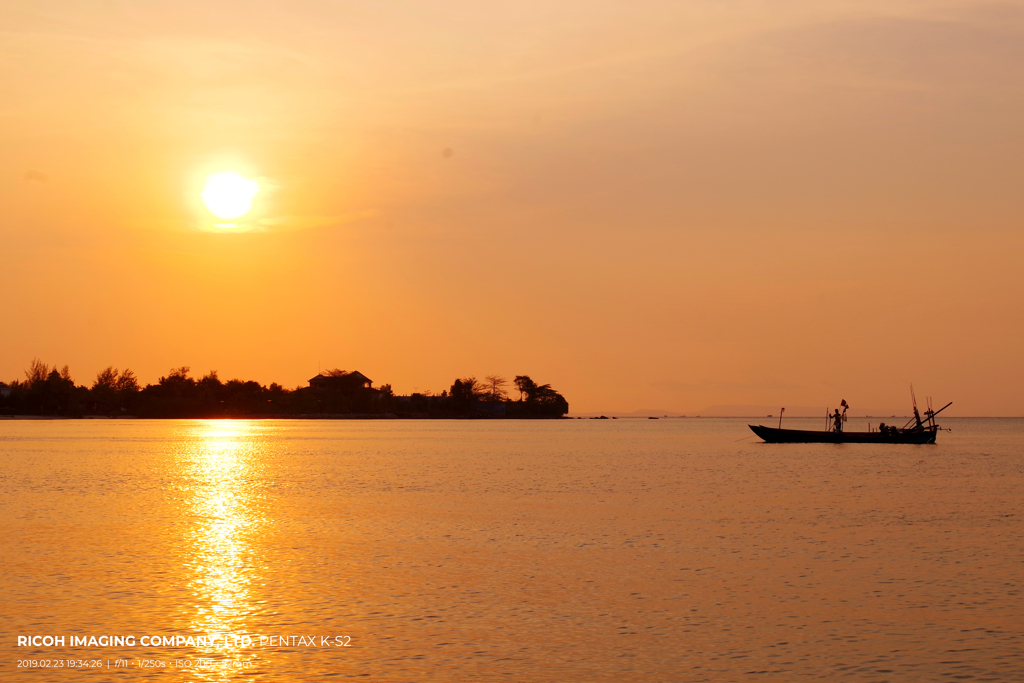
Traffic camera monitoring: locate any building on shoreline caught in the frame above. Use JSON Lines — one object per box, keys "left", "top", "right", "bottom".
{"left": 308, "top": 371, "right": 374, "bottom": 393}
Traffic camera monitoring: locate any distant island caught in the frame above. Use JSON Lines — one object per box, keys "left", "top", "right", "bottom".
{"left": 0, "top": 360, "right": 569, "bottom": 419}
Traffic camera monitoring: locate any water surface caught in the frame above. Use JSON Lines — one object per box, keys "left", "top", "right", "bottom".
{"left": 2, "top": 418, "right": 1022, "bottom": 681}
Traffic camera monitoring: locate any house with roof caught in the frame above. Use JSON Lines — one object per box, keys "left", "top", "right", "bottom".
{"left": 308, "top": 371, "right": 374, "bottom": 393}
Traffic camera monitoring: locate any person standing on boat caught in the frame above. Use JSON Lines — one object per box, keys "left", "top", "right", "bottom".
{"left": 833, "top": 408, "right": 844, "bottom": 433}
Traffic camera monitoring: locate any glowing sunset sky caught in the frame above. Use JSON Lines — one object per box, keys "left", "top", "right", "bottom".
{"left": 2, "top": 1, "right": 1022, "bottom": 414}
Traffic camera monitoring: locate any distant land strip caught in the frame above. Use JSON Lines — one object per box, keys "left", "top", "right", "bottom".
{"left": 0, "top": 360, "right": 568, "bottom": 419}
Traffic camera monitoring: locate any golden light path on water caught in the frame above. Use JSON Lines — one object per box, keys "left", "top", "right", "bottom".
{"left": 180, "top": 421, "right": 268, "bottom": 679}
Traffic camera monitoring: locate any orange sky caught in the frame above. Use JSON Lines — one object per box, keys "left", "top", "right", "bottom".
{"left": 2, "top": 1, "right": 1022, "bottom": 415}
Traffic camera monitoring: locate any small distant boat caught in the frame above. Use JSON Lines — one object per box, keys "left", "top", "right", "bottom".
{"left": 749, "top": 392, "right": 950, "bottom": 444}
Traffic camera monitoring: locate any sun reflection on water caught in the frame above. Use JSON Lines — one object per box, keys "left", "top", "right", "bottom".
{"left": 180, "top": 421, "right": 268, "bottom": 678}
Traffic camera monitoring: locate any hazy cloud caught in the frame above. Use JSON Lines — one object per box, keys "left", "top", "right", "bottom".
{"left": 255, "top": 210, "right": 380, "bottom": 233}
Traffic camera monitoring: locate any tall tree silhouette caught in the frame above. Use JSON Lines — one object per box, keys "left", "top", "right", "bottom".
{"left": 514, "top": 375, "right": 537, "bottom": 402}
{"left": 484, "top": 375, "right": 507, "bottom": 401}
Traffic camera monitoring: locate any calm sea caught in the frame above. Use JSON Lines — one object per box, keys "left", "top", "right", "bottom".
{"left": 1, "top": 418, "right": 1022, "bottom": 681}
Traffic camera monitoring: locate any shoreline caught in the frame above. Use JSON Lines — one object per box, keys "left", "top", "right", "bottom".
{"left": 0, "top": 414, "right": 572, "bottom": 420}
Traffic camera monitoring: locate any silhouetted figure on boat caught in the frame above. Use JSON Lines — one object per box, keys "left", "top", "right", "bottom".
{"left": 831, "top": 399, "right": 850, "bottom": 433}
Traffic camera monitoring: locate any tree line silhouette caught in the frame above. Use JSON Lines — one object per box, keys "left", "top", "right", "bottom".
{"left": 0, "top": 359, "right": 568, "bottom": 418}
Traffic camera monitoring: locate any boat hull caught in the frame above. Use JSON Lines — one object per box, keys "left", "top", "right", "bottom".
{"left": 748, "top": 424, "right": 937, "bottom": 444}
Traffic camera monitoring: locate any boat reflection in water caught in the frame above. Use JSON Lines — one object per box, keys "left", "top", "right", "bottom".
{"left": 180, "top": 421, "right": 268, "bottom": 678}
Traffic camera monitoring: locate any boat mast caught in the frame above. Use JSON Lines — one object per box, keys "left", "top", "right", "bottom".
{"left": 911, "top": 385, "right": 922, "bottom": 429}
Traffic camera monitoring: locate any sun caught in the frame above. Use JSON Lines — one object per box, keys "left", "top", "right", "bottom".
{"left": 200, "top": 171, "right": 260, "bottom": 221}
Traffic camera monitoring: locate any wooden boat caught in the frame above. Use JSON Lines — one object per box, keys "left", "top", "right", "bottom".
{"left": 749, "top": 394, "right": 950, "bottom": 444}
{"left": 748, "top": 424, "right": 937, "bottom": 444}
